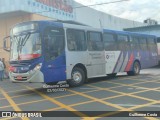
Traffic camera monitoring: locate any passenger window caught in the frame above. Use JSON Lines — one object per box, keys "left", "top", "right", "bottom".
{"left": 139, "top": 38, "right": 148, "bottom": 50}
{"left": 103, "top": 33, "right": 117, "bottom": 51}
{"left": 117, "top": 35, "right": 130, "bottom": 50}
{"left": 88, "top": 32, "right": 103, "bottom": 51}
{"left": 130, "top": 37, "right": 140, "bottom": 50}
{"left": 67, "top": 29, "right": 86, "bottom": 51}
{"left": 44, "top": 27, "right": 65, "bottom": 61}
{"left": 147, "top": 38, "right": 157, "bottom": 51}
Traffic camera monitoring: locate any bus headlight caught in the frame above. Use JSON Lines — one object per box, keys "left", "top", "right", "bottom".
{"left": 34, "top": 63, "right": 42, "bottom": 71}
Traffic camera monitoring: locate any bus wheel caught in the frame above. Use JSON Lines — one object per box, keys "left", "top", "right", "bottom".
{"left": 68, "top": 67, "right": 85, "bottom": 87}
{"left": 127, "top": 61, "right": 140, "bottom": 76}
{"left": 46, "top": 82, "right": 58, "bottom": 85}
{"left": 107, "top": 73, "right": 117, "bottom": 78}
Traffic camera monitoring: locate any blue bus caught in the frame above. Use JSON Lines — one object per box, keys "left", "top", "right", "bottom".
{"left": 3, "top": 20, "right": 158, "bottom": 87}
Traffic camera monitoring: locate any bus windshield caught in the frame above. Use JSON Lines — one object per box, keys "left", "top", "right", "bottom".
{"left": 10, "top": 33, "right": 42, "bottom": 61}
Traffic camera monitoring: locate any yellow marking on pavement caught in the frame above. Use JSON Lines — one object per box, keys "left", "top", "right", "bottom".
{"left": 128, "top": 76, "right": 160, "bottom": 82}
{"left": 127, "top": 85, "right": 160, "bottom": 92}
{"left": 0, "top": 89, "right": 104, "bottom": 109}
{"left": 87, "top": 84, "right": 159, "bottom": 120}
{"left": 16, "top": 99, "right": 47, "bottom": 106}
{"left": 94, "top": 101, "right": 160, "bottom": 120}
{"left": 23, "top": 85, "right": 89, "bottom": 118}
{"left": 110, "top": 82, "right": 160, "bottom": 91}
{"left": 0, "top": 117, "right": 19, "bottom": 120}
{"left": 0, "top": 93, "right": 35, "bottom": 101}
{"left": 43, "top": 94, "right": 126, "bottom": 112}
{"left": 0, "top": 83, "right": 126, "bottom": 109}
{"left": 43, "top": 107, "right": 62, "bottom": 111}
{"left": 67, "top": 89, "right": 127, "bottom": 110}
{"left": 129, "top": 101, "right": 160, "bottom": 110}
{"left": 0, "top": 99, "right": 47, "bottom": 110}
{"left": 0, "top": 81, "right": 124, "bottom": 100}
{"left": 0, "top": 105, "right": 10, "bottom": 109}
{"left": 0, "top": 88, "right": 29, "bottom": 120}
{"left": 0, "top": 75, "right": 159, "bottom": 120}
{"left": 0, "top": 84, "right": 125, "bottom": 109}
{"left": 108, "top": 81, "right": 160, "bottom": 92}
{"left": 4, "top": 87, "right": 40, "bottom": 94}
{"left": 110, "top": 75, "right": 156, "bottom": 81}
{"left": 107, "top": 79, "right": 160, "bottom": 86}
{"left": 87, "top": 84, "right": 157, "bottom": 102}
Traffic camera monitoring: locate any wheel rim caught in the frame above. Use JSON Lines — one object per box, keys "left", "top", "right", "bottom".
{"left": 134, "top": 63, "right": 139, "bottom": 74}
{"left": 72, "top": 71, "right": 82, "bottom": 83}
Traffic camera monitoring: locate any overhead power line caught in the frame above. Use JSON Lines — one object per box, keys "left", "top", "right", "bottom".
{"left": 74, "top": 0, "right": 130, "bottom": 9}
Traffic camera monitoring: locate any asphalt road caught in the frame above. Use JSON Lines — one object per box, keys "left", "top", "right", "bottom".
{"left": 0, "top": 67, "right": 160, "bottom": 120}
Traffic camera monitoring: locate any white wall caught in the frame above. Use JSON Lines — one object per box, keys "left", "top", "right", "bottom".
{"left": 74, "top": 2, "right": 146, "bottom": 30}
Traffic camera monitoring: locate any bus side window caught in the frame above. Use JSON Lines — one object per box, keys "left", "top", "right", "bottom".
{"left": 117, "top": 34, "right": 130, "bottom": 51}
{"left": 157, "top": 37, "right": 160, "bottom": 43}
{"left": 147, "top": 38, "right": 157, "bottom": 52}
{"left": 88, "top": 32, "right": 103, "bottom": 51}
{"left": 131, "top": 36, "right": 140, "bottom": 50}
{"left": 139, "top": 38, "right": 147, "bottom": 51}
{"left": 44, "top": 27, "right": 65, "bottom": 61}
{"left": 103, "top": 33, "right": 117, "bottom": 51}
{"left": 67, "top": 29, "right": 86, "bottom": 51}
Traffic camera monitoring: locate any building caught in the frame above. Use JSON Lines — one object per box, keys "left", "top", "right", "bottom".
{"left": 74, "top": 2, "right": 146, "bottom": 30}
{"left": 124, "top": 25, "right": 160, "bottom": 37}
{"left": 144, "top": 18, "right": 158, "bottom": 26}
{"left": 0, "top": 0, "right": 146, "bottom": 64}
{"left": 0, "top": 0, "right": 75, "bottom": 62}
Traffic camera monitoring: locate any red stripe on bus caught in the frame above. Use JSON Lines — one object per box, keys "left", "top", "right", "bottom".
{"left": 125, "top": 53, "right": 134, "bottom": 71}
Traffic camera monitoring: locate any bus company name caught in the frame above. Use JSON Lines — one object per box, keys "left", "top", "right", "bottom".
{"left": 36, "top": 0, "right": 73, "bottom": 13}
{"left": 89, "top": 53, "right": 103, "bottom": 59}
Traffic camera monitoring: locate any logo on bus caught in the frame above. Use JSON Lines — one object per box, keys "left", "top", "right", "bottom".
{"left": 152, "top": 53, "right": 158, "bottom": 56}
{"left": 106, "top": 53, "right": 115, "bottom": 60}
{"left": 106, "top": 55, "right": 109, "bottom": 59}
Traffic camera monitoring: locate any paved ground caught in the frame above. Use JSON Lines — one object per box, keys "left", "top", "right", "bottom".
{"left": 0, "top": 67, "right": 160, "bottom": 120}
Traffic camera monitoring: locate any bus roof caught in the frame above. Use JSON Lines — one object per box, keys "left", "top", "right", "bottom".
{"left": 103, "top": 29, "right": 156, "bottom": 38}
{"left": 13, "top": 20, "right": 156, "bottom": 38}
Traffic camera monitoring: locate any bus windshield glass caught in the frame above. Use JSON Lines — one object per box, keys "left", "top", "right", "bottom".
{"left": 10, "top": 33, "right": 42, "bottom": 61}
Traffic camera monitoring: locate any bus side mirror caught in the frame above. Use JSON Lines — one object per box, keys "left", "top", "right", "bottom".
{"left": 3, "top": 36, "right": 11, "bottom": 52}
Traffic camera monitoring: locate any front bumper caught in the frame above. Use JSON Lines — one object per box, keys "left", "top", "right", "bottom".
{"left": 9, "top": 70, "right": 44, "bottom": 83}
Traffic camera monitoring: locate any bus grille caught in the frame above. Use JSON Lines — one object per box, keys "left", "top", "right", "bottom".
{"left": 14, "top": 76, "right": 28, "bottom": 81}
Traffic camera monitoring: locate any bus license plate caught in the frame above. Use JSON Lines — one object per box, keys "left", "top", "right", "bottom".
{"left": 17, "top": 76, "right": 22, "bottom": 80}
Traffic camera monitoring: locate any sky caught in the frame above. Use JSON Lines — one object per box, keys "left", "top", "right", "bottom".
{"left": 74, "top": 0, "right": 160, "bottom": 23}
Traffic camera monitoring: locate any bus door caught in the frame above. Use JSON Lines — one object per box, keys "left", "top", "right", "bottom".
{"left": 42, "top": 26, "right": 66, "bottom": 83}
{"left": 116, "top": 34, "right": 130, "bottom": 73}
{"left": 87, "top": 31, "right": 105, "bottom": 77}
{"left": 130, "top": 36, "right": 141, "bottom": 67}
{"left": 103, "top": 32, "right": 118, "bottom": 74}
{"left": 139, "top": 38, "right": 150, "bottom": 68}
{"left": 147, "top": 38, "right": 158, "bottom": 67}
{"left": 157, "top": 37, "right": 160, "bottom": 60}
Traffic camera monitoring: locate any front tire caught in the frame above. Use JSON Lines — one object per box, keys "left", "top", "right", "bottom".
{"left": 127, "top": 61, "right": 140, "bottom": 76}
{"left": 67, "top": 67, "right": 85, "bottom": 87}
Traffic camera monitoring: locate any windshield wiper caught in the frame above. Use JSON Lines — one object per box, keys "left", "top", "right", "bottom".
{"left": 20, "top": 33, "right": 31, "bottom": 47}
{"left": 12, "top": 32, "right": 31, "bottom": 60}
{"left": 13, "top": 33, "right": 31, "bottom": 51}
